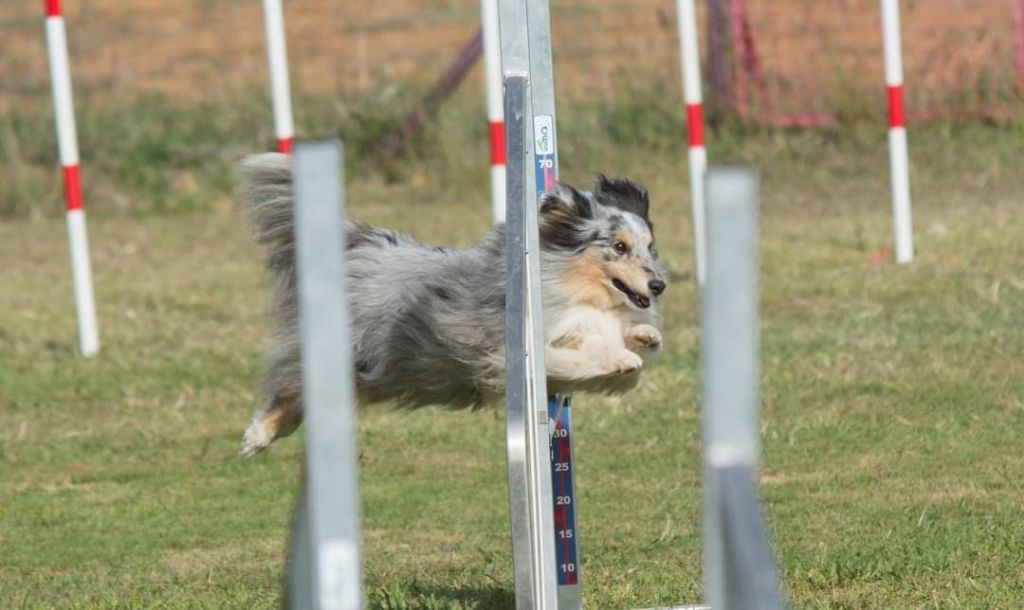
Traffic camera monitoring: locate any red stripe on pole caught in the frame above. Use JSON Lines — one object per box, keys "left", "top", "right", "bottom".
{"left": 489, "top": 121, "right": 505, "bottom": 165}
{"left": 62, "top": 165, "right": 83, "bottom": 211}
{"left": 44, "top": 0, "right": 61, "bottom": 17}
{"left": 686, "top": 103, "right": 704, "bottom": 147}
{"left": 276, "top": 137, "right": 293, "bottom": 154}
{"left": 887, "top": 84, "right": 905, "bottom": 128}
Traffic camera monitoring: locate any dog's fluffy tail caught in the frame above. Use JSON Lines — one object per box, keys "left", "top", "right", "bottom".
{"left": 240, "top": 153, "right": 297, "bottom": 282}
{"left": 240, "top": 152, "right": 413, "bottom": 276}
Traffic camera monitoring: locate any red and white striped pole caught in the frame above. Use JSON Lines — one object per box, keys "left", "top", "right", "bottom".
{"left": 675, "top": 0, "right": 708, "bottom": 286}
{"left": 262, "top": 0, "right": 295, "bottom": 153}
{"left": 44, "top": 0, "right": 99, "bottom": 358}
{"left": 881, "top": 0, "right": 914, "bottom": 264}
{"left": 481, "top": 0, "right": 506, "bottom": 223}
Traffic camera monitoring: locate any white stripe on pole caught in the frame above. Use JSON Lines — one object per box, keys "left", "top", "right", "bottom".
{"left": 677, "top": 0, "right": 703, "bottom": 109}
{"left": 675, "top": 0, "right": 708, "bottom": 286}
{"left": 881, "top": 0, "right": 904, "bottom": 86}
{"left": 490, "top": 158, "right": 507, "bottom": 223}
{"left": 880, "top": 0, "right": 914, "bottom": 263}
{"left": 45, "top": 18, "right": 79, "bottom": 167}
{"left": 66, "top": 209, "right": 99, "bottom": 357}
{"left": 45, "top": 10, "right": 99, "bottom": 358}
{"left": 262, "top": 0, "right": 295, "bottom": 153}
{"left": 887, "top": 128, "right": 913, "bottom": 263}
{"left": 686, "top": 146, "right": 708, "bottom": 285}
{"left": 481, "top": 0, "right": 506, "bottom": 223}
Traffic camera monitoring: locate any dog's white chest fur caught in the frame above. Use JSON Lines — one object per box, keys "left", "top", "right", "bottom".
{"left": 543, "top": 304, "right": 662, "bottom": 394}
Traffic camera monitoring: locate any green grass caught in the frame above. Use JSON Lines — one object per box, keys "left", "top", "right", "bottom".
{"left": 2, "top": 94, "right": 1024, "bottom": 608}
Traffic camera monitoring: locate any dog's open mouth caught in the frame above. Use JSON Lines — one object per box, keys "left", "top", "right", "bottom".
{"left": 612, "top": 278, "right": 651, "bottom": 309}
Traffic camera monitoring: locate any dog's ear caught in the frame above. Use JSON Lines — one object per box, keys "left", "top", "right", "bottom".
{"left": 593, "top": 174, "right": 650, "bottom": 223}
{"left": 537, "top": 182, "right": 595, "bottom": 252}
{"left": 540, "top": 182, "right": 594, "bottom": 221}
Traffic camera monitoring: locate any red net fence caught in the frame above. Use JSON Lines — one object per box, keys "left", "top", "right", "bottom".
{"left": 722, "top": 0, "right": 1024, "bottom": 126}
{"left": 1, "top": 0, "right": 1021, "bottom": 125}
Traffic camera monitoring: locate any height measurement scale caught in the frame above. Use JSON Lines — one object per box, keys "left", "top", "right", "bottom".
{"left": 497, "top": 0, "right": 581, "bottom": 605}
{"left": 549, "top": 395, "right": 579, "bottom": 595}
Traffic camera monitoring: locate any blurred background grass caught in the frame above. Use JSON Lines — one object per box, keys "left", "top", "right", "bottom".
{"left": 3, "top": 84, "right": 1021, "bottom": 220}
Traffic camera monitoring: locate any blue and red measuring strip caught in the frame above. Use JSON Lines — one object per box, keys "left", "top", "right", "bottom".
{"left": 532, "top": 114, "right": 579, "bottom": 588}
{"left": 549, "top": 395, "right": 578, "bottom": 585}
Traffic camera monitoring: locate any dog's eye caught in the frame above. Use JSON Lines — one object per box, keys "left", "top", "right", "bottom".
{"left": 613, "top": 241, "right": 629, "bottom": 255}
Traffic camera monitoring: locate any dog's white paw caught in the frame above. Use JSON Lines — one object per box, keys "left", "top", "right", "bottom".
{"left": 626, "top": 324, "right": 663, "bottom": 353}
{"left": 239, "top": 419, "right": 273, "bottom": 458}
{"left": 606, "top": 350, "right": 644, "bottom": 376}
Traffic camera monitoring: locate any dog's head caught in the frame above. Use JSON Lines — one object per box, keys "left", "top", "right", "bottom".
{"left": 539, "top": 175, "right": 666, "bottom": 310}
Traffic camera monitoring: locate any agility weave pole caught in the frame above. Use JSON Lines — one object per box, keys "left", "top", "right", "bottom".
{"left": 262, "top": 0, "right": 295, "bottom": 153}
{"left": 43, "top": 0, "right": 100, "bottom": 358}
{"left": 284, "top": 140, "right": 363, "bottom": 610}
{"left": 499, "top": 0, "right": 583, "bottom": 607}
{"left": 702, "top": 168, "right": 785, "bottom": 609}
{"left": 674, "top": 0, "right": 708, "bottom": 288}
{"left": 481, "top": 0, "right": 507, "bottom": 223}
{"left": 880, "top": 0, "right": 914, "bottom": 264}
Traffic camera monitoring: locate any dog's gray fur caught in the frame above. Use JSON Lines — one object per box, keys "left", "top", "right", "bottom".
{"left": 239, "top": 153, "right": 666, "bottom": 455}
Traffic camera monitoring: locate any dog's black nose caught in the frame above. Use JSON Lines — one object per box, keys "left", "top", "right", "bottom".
{"left": 649, "top": 279, "right": 666, "bottom": 296}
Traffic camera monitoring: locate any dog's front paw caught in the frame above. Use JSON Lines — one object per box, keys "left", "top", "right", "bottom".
{"left": 606, "top": 349, "right": 644, "bottom": 376}
{"left": 239, "top": 419, "right": 273, "bottom": 458}
{"left": 625, "top": 324, "right": 663, "bottom": 353}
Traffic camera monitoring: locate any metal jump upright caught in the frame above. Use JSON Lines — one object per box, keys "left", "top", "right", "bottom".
{"left": 499, "top": 0, "right": 582, "bottom": 608}
{"left": 503, "top": 72, "right": 559, "bottom": 610}
{"left": 284, "top": 140, "right": 363, "bottom": 610}
{"left": 701, "top": 168, "right": 785, "bottom": 609}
